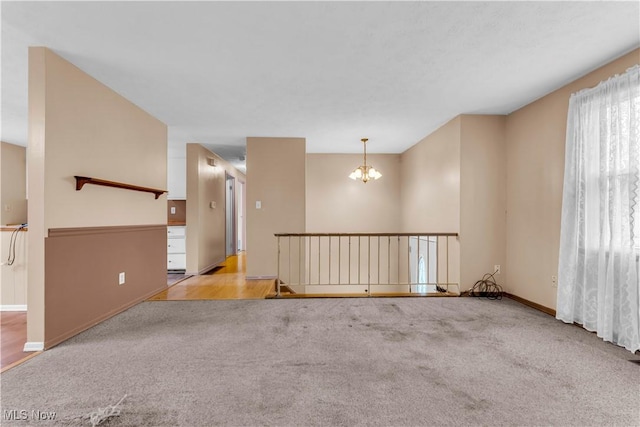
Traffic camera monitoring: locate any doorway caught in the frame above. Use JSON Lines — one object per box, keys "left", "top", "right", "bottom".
{"left": 225, "top": 174, "right": 236, "bottom": 257}
{"left": 409, "top": 236, "right": 437, "bottom": 293}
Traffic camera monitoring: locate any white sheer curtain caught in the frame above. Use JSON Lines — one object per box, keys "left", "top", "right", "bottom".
{"left": 557, "top": 65, "right": 640, "bottom": 353}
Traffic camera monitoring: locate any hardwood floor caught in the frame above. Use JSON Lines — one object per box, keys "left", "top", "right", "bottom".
{"left": 167, "top": 273, "right": 191, "bottom": 286}
{"left": 0, "top": 311, "right": 39, "bottom": 372}
{"left": 149, "top": 253, "right": 277, "bottom": 301}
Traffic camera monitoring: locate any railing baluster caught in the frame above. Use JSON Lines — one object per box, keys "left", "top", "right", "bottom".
{"left": 358, "top": 236, "right": 361, "bottom": 285}
{"left": 329, "top": 236, "right": 332, "bottom": 285}
{"left": 338, "top": 236, "right": 341, "bottom": 285}
{"left": 288, "top": 236, "right": 291, "bottom": 287}
{"left": 277, "top": 236, "right": 281, "bottom": 297}
{"left": 436, "top": 236, "right": 440, "bottom": 288}
{"left": 407, "top": 236, "right": 411, "bottom": 293}
{"left": 348, "top": 237, "right": 351, "bottom": 284}
{"left": 397, "top": 236, "right": 400, "bottom": 286}
{"left": 427, "top": 235, "right": 430, "bottom": 285}
{"left": 416, "top": 237, "right": 420, "bottom": 290}
{"left": 377, "top": 236, "right": 380, "bottom": 287}
{"left": 308, "top": 235, "right": 311, "bottom": 285}
{"left": 367, "top": 235, "right": 371, "bottom": 296}
{"left": 318, "top": 236, "right": 321, "bottom": 285}
{"left": 298, "top": 236, "right": 302, "bottom": 286}
{"left": 446, "top": 235, "right": 449, "bottom": 292}
{"left": 387, "top": 236, "right": 391, "bottom": 285}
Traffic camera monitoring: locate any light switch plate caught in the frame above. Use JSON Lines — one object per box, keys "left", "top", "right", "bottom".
{"left": 170, "top": 207, "right": 176, "bottom": 214}
{"left": 256, "top": 201, "right": 262, "bottom": 209}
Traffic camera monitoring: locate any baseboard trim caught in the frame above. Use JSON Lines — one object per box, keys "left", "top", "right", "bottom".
{"left": 43, "top": 285, "right": 166, "bottom": 350}
{"left": 23, "top": 342, "right": 44, "bottom": 352}
{"left": 198, "top": 258, "right": 225, "bottom": 275}
{"left": 1, "top": 304, "right": 27, "bottom": 311}
{"left": 189, "top": 257, "right": 226, "bottom": 276}
{"left": 246, "top": 275, "right": 277, "bottom": 280}
{"left": 505, "top": 293, "right": 556, "bottom": 317}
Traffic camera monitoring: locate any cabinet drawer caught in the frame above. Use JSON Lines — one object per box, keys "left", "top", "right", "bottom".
{"left": 167, "top": 226, "right": 186, "bottom": 237}
{"left": 167, "top": 238, "right": 186, "bottom": 254}
{"left": 167, "top": 253, "right": 186, "bottom": 270}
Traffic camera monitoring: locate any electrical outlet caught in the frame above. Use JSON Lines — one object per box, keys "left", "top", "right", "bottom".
{"left": 494, "top": 265, "right": 501, "bottom": 274}
{"left": 551, "top": 275, "right": 557, "bottom": 287}
{"left": 118, "top": 272, "right": 125, "bottom": 285}
{"left": 170, "top": 207, "right": 176, "bottom": 214}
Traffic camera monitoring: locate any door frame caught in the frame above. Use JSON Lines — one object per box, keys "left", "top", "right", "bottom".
{"left": 225, "top": 173, "right": 237, "bottom": 257}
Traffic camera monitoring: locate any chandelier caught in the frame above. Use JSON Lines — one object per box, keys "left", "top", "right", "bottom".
{"left": 349, "top": 138, "right": 382, "bottom": 183}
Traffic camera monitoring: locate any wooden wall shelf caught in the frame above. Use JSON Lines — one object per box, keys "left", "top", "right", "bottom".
{"left": 74, "top": 176, "right": 167, "bottom": 199}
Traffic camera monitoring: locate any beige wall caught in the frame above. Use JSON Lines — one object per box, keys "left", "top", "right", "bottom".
{"left": 246, "top": 137, "right": 305, "bottom": 278}
{"left": 401, "top": 117, "right": 461, "bottom": 233}
{"left": 1, "top": 230, "right": 28, "bottom": 307}
{"left": 460, "top": 115, "right": 507, "bottom": 290}
{"left": 400, "top": 117, "right": 461, "bottom": 286}
{"left": 28, "top": 47, "right": 167, "bottom": 346}
{"left": 505, "top": 48, "right": 640, "bottom": 310}
{"left": 1, "top": 142, "right": 28, "bottom": 225}
{"left": 306, "top": 154, "right": 401, "bottom": 232}
{"left": 186, "top": 143, "right": 245, "bottom": 275}
{"left": 304, "top": 154, "right": 401, "bottom": 290}
{"left": 42, "top": 53, "right": 167, "bottom": 229}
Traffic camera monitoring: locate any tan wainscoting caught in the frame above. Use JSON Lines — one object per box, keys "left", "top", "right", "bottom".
{"left": 44, "top": 224, "right": 167, "bottom": 348}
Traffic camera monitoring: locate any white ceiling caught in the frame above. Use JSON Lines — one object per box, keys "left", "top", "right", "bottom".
{"left": 2, "top": 1, "right": 639, "bottom": 171}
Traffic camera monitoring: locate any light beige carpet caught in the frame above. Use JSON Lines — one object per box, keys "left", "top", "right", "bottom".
{"left": 1, "top": 298, "right": 638, "bottom": 426}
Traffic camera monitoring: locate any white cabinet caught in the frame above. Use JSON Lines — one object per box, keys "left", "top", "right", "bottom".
{"left": 167, "top": 226, "right": 186, "bottom": 271}
{"left": 167, "top": 157, "right": 187, "bottom": 200}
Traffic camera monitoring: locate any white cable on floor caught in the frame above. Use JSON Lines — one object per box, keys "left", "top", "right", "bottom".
{"left": 83, "top": 394, "right": 127, "bottom": 426}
